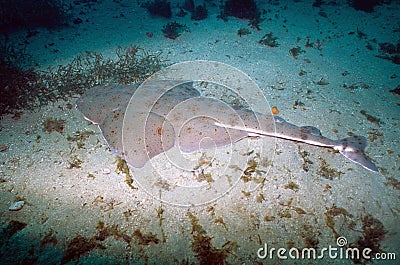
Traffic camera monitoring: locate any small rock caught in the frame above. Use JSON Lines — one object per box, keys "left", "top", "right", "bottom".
{"left": 390, "top": 85, "right": 400, "bottom": 95}
{"left": 9, "top": 200, "right": 25, "bottom": 211}
{"left": 0, "top": 144, "right": 8, "bottom": 152}
{"left": 1, "top": 175, "right": 11, "bottom": 182}
{"left": 102, "top": 168, "right": 111, "bottom": 175}
{"left": 347, "top": 82, "right": 370, "bottom": 90}
{"left": 73, "top": 17, "right": 83, "bottom": 24}
{"left": 315, "top": 78, "right": 329, "bottom": 86}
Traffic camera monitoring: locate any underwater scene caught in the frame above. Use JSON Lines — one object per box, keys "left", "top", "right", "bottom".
{"left": 0, "top": 0, "right": 399, "bottom": 264}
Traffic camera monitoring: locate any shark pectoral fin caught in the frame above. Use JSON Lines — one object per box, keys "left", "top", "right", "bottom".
{"left": 339, "top": 149, "right": 379, "bottom": 173}
{"left": 336, "top": 136, "right": 379, "bottom": 173}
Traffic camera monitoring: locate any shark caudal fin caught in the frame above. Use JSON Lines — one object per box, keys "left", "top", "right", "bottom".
{"left": 335, "top": 136, "right": 379, "bottom": 173}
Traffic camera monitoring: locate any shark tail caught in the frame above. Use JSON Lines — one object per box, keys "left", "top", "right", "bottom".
{"left": 335, "top": 136, "right": 379, "bottom": 173}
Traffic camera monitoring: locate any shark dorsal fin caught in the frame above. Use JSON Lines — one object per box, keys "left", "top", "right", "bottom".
{"left": 300, "top": 126, "right": 322, "bottom": 136}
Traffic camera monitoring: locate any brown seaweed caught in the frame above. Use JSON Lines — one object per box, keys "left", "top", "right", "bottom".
{"left": 325, "top": 205, "right": 352, "bottom": 238}
{"left": 187, "top": 212, "right": 235, "bottom": 265}
{"left": 115, "top": 157, "right": 137, "bottom": 190}
{"left": 360, "top": 110, "right": 381, "bottom": 126}
{"left": 1, "top": 220, "right": 27, "bottom": 238}
{"left": 317, "top": 158, "right": 343, "bottom": 180}
{"left": 133, "top": 229, "right": 159, "bottom": 245}
{"left": 1, "top": 44, "right": 166, "bottom": 114}
{"left": 42, "top": 117, "right": 65, "bottom": 134}
{"left": 61, "top": 235, "right": 105, "bottom": 264}
{"left": 284, "top": 181, "right": 300, "bottom": 192}
{"left": 350, "top": 214, "right": 387, "bottom": 263}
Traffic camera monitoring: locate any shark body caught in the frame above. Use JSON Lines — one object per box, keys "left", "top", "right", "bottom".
{"left": 77, "top": 82, "right": 379, "bottom": 172}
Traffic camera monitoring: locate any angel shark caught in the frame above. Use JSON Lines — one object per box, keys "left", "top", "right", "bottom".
{"left": 76, "top": 80, "right": 379, "bottom": 172}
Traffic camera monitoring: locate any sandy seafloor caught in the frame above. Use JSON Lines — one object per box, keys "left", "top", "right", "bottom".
{"left": 0, "top": 0, "right": 399, "bottom": 264}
